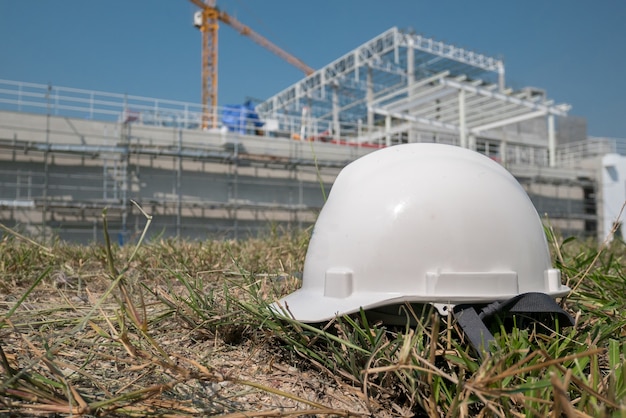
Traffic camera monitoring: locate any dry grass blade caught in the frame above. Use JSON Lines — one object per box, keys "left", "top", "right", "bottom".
{"left": 230, "top": 378, "right": 342, "bottom": 411}
{"left": 362, "top": 356, "right": 459, "bottom": 386}
{"left": 550, "top": 370, "right": 578, "bottom": 418}
{"left": 0, "top": 223, "right": 54, "bottom": 257}
{"left": 219, "top": 408, "right": 365, "bottom": 417}
{"left": 479, "top": 347, "right": 605, "bottom": 386}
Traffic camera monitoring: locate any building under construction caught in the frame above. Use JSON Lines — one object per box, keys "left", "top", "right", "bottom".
{"left": 0, "top": 28, "right": 620, "bottom": 243}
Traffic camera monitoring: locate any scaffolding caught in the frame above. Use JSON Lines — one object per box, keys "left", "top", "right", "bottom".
{"left": 0, "top": 107, "right": 350, "bottom": 242}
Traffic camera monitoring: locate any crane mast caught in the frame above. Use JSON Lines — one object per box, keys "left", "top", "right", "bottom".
{"left": 189, "top": 0, "right": 314, "bottom": 129}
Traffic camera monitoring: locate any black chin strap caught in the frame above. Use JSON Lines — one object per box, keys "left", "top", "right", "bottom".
{"left": 453, "top": 292, "right": 574, "bottom": 358}
{"left": 453, "top": 305, "right": 495, "bottom": 357}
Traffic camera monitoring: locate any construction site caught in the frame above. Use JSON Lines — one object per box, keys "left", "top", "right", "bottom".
{"left": 0, "top": 7, "right": 623, "bottom": 243}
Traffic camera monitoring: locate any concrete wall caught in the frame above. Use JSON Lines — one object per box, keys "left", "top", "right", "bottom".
{"left": 0, "top": 110, "right": 602, "bottom": 243}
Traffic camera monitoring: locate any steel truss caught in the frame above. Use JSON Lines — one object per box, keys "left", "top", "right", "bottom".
{"left": 256, "top": 27, "right": 570, "bottom": 168}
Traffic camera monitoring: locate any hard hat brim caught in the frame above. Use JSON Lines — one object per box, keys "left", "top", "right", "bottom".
{"left": 271, "top": 286, "right": 571, "bottom": 323}
{"left": 271, "top": 288, "right": 407, "bottom": 323}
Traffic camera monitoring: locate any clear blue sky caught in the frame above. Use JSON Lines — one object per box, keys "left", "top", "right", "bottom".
{"left": 1, "top": 1, "right": 625, "bottom": 138}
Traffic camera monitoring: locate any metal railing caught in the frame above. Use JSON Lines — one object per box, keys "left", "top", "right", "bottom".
{"left": 4, "top": 79, "right": 623, "bottom": 171}
{"left": 556, "top": 137, "right": 617, "bottom": 167}
{"left": 0, "top": 79, "right": 381, "bottom": 142}
{"left": 0, "top": 79, "right": 205, "bottom": 127}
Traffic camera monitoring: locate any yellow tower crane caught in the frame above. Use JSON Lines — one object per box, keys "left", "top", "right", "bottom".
{"left": 189, "top": 0, "right": 315, "bottom": 129}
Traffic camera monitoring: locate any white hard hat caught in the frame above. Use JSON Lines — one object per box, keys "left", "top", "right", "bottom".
{"left": 275, "top": 143, "right": 570, "bottom": 323}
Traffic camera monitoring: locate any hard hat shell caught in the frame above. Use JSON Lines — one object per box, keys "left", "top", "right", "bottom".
{"left": 276, "top": 143, "right": 569, "bottom": 323}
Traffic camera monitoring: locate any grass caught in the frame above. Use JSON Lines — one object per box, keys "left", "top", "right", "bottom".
{"left": 1, "top": 214, "right": 626, "bottom": 416}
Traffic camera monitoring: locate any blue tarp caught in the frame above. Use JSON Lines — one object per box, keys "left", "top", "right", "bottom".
{"left": 221, "top": 101, "right": 264, "bottom": 134}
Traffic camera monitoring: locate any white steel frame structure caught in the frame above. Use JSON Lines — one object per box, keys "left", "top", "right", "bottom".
{"left": 256, "top": 27, "right": 570, "bottom": 167}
